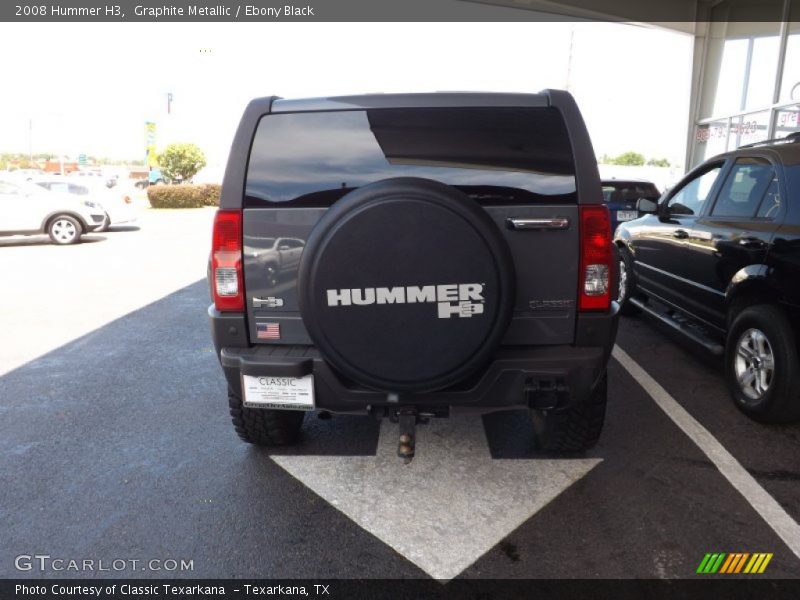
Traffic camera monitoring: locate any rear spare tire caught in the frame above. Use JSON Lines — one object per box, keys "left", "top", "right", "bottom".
{"left": 298, "top": 178, "right": 515, "bottom": 393}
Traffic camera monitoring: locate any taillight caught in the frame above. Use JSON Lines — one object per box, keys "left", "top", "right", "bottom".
{"left": 212, "top": 209, "right": 244, "bottom": 312}
{"left": 579, "top": 205, "right": 612, "bottom": 311}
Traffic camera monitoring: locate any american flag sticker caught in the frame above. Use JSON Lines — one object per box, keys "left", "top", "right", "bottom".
{"left": 257, "top": 322, "right": 281, "bottom": 340}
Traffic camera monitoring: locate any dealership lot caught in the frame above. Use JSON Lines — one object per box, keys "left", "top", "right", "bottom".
{"left": 1, "top": 208, "right": 798, "bottom": 580}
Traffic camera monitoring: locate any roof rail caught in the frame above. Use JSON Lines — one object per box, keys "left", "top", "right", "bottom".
{"left": 739, "top": 131, "right": 800, "bottom": 149}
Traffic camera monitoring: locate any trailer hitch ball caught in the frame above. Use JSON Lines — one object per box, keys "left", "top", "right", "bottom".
{"left": 397, "top": 412, "right": 417, "bottom": 464}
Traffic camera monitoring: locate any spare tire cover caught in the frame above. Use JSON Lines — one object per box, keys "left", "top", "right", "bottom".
{"left": 297, "top": 178, "right": 515, "bottom": 393}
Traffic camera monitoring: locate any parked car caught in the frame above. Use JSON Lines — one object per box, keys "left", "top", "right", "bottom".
{"left": 33, "top": 179, "right": 138, "bottom": 231}
{"left": 2, "top": 168, "right": 46, "bottom": 182}
{"left": 615, "top": 133, "right": 800, "bottom": 423}
{"left": 134, "top": 168, "right": 181, "bottom": 189}
{"left": 209, "top": 91, "right": 619, "bottom": 458}
{"left": 149, "top": 169, "right": 165, "bottom": 185}
{"left": 0, "top": 179, "right": 106, "bottom": 244}
{"left": 601, "top": 179, "right": 661, "bottom": 233}
{"left": 68, "top": 169, "right": 117, "bottom": 188}
{"left": 244, "top": 237, "right": 305, "bottom": 287}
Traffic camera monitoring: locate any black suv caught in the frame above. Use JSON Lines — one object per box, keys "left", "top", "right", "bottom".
{"left": 616, "top": 133, "right": 800, "bottom": 423}
{"left": 209, "top": 91, "right": 619, "bottom": 457}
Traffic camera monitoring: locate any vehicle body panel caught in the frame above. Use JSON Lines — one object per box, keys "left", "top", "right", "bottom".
{"left": 241, "top": 102, "right": 585, "bottom": 347}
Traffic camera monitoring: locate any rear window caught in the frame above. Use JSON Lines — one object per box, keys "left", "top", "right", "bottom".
{"left": 245, "top": 107, "right": 577, "bottom": 207}
{"left": 601, "top": 182, "right": 660, "bottom": 203}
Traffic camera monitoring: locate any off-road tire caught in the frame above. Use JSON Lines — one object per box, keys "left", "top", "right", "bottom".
{"left": 228, "top": 387, "right": 305, "bottom": 446}
{"left": 617, "top": 246, "right": 640, "bottom": 316}
{"left": 531, "top": 371, "right": 607, "bottom": 452}
{"left": 725, "top": 304, "right": 800, "bottom": 423}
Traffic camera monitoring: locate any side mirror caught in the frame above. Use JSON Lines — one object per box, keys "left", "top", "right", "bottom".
{"left": 636, "top": 198, "right": 658, "bottom": 214}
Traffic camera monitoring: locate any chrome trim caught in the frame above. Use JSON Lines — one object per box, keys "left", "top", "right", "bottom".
{"left": 505, "top": 217, "right": 570, "bottom": 231}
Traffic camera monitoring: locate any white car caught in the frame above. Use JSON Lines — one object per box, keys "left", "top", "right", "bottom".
{"left": 34, "top": 179, "right": 138, "bottom": 231}
{"left": 1, "top": 168, "right": 46, "bottom": 181}
{"left": 0, "top": 179, "right": 106, "bottom": 245}
{"left": 68, "top": 169, "right": 117, "bottom": 187}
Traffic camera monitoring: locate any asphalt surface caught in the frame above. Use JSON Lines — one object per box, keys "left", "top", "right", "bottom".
{"left": 1, "top": 209, "right": 799, "bottom": 581}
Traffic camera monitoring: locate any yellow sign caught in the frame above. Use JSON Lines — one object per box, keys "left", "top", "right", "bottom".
{"left": 146, "top": 144, "right": 158, "bottom": 167}
{"left": 145, "top": 122, "right": 157, "bottom": 166}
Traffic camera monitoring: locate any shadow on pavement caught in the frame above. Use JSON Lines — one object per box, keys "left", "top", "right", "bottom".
{"left": 0, "top": 235, "right": 107, "bottom": 247}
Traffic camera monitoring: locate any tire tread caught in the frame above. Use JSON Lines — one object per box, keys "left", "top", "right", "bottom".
{"left": 533, "top": 372, "right": 607, "bottom": 452}
{"left": 726, "top": 304, "right": 800, "bottom": 423}
{"left": 228, "top": 388, "right": 304, "bottom": 446}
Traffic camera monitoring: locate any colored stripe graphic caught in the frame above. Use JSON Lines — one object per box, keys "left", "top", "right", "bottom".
{"left": 719, "top": 554, "right": 736, "bottom": 573}
{"left": 758, "top": 553, "right": 773, "bottom": 573}
{"left": 711, "top": 553, "right": 726, "bottom": 573}
{"left": 701, "top": 553, "right": 725, "bottom": 573}
{"left": 734, "top": 553, "right": 749, "bottom": 573}
{"left": 721, "top": 553, "right": 739, "bottom": 573}
{"left": 744, "top": 554, "right": 759, "bottom": 573}
{"left": 696, "top": 554, "right": 712, "bottom": 573}
{"left": 698, "top": 552, "right": 773, "bottom": 574}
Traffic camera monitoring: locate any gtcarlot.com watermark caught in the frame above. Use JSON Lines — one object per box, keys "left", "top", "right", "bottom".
{"left": 15, "top": 554, "right": 194, "bottom": 573}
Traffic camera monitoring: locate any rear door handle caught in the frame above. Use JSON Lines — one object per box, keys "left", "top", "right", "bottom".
{"left": 739, "top": 237, "right": 766, "bottom": 249}
{"left": 673, "top": 229, "right": 689, "bottom": 239}
{"left": 506, "top": 217, "right": 570, "bottom": 231}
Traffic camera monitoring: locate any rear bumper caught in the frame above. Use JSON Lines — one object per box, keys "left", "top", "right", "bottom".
{"left": 107, "top": 208, "right": 138, "bottom": 225}
{"left": 209, "top": 304, "right": 618, "bottom": 414}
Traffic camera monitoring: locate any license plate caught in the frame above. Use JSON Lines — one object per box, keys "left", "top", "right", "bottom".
{"left": 242, "top": 374, "right": 315, "bottom": 410}
{"left": 617, "top": 210, "right": 638, "bottom": 221}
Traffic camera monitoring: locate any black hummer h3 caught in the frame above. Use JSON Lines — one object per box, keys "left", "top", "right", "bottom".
{"left": 209, "top": 91, "right": 619, "bottom": 458}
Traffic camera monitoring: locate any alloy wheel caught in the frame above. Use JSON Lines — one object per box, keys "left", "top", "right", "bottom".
{"left": 52, "top": 219, "right": 78, "bottom": 243}
{"left": 734, "top": 328, "right": 775, "bottom": 400}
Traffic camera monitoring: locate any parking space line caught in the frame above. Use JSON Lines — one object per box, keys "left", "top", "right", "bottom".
{"left": 612, "top": 345, "right": 800, "bottom": 561}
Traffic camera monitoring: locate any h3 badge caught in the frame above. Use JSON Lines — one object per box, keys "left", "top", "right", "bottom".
{"left": 253, "top": 296, "right": 284, "bottom": 309}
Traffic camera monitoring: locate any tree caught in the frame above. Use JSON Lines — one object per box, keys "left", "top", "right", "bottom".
{"left": 646, "top": 157, "right": 671, "bottom": 167}
{"left": 157, "top": 143, "right": 207, "bottom": 182}
{"left": 610, "top": 151, "right": 646, "bottom": 166}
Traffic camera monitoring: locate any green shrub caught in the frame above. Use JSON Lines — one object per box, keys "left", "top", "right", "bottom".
{"left": 147, "top": 184, "right": 220, "bottom": 208}
{"left": 200, "top": 184, "right": 221, "bottom": 206}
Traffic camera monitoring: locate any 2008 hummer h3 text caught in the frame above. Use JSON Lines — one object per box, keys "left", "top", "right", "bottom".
{"left": 208, "top": 91, "right": 619, "bottom": 459}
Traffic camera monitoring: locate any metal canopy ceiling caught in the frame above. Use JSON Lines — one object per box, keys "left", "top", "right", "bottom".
{"left": 465, "top": 0, "right": 706, "bottom": 33}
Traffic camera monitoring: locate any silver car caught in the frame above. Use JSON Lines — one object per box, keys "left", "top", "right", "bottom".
{"left": 34, "top": 179, "right": 138, "bottom": 232}
{"left": 0, "top": 180, "right": 106, "bottom": 245}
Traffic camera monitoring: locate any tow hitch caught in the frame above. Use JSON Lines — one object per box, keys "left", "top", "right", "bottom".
{"left": 390, "top": 408, "right": 432, "bottom": 464}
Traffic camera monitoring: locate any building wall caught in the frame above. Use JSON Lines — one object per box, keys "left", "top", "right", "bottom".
{"left": 690, "top": 0, "right": 800, "bottom": 166}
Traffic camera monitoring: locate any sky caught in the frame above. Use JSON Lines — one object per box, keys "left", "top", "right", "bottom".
{"left": 0, "top": 22, "right": 693, "bottom": 171}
